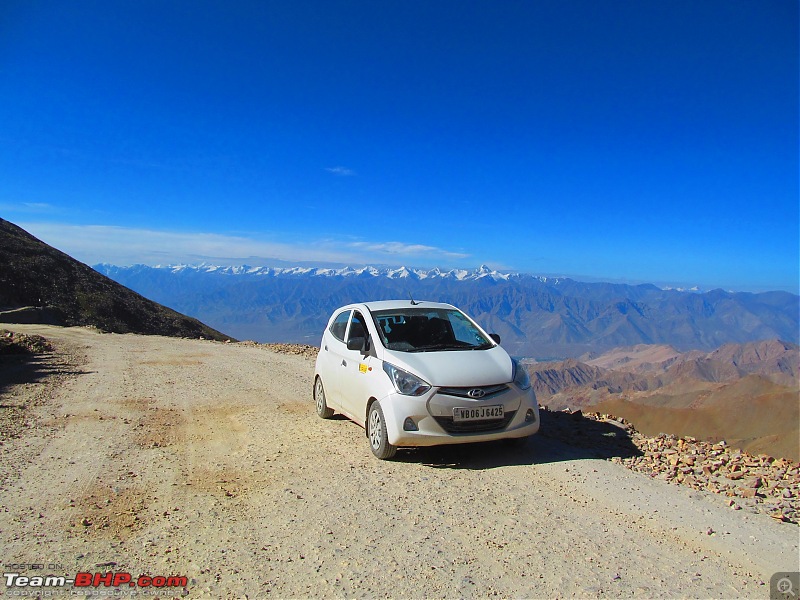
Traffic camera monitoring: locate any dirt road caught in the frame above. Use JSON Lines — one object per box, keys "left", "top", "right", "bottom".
{"left": 1, "top": 325, "right": 797, "bottom": 598}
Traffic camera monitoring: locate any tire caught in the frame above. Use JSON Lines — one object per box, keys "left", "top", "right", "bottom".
{"left": 367, "top": 402, "right": 397, "bottom": 460}
{"left": 314, "top": 376, "right": 334, "bottom": 419}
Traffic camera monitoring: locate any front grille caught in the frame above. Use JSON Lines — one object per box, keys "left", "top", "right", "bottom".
{"left": 437, "top": 384, "right": 509, "bottom": 400}
{"left": 433, "top": 411, "right": 516, "bottom": 434}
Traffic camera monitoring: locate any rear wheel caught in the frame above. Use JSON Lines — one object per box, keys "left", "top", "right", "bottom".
{"left": 367, "top": 402, "right": 397, "bottom": 459}
{"left": 314, "top": 377, "right": 334, "bottom": 419}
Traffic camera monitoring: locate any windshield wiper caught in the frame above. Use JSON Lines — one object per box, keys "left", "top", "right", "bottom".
{"left": 410, "top": 343, "right": 476, "bottom": 352}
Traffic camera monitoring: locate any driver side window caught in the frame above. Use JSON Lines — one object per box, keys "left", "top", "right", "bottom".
{"left": 347, "top": 311, "right": 367, "bottom": 343}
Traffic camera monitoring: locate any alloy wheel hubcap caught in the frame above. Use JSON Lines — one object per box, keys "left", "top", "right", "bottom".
{"left": 369, "top": 410, "right": 381, "bottom": 449}
{"left": 315, "top": 381, "right": 324, "bottom": 412}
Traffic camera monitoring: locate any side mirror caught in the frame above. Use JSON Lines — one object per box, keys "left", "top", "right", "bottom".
{"left": 347, "top": 336, "right": 370, "bottom": 353}
{"left": 489, "top": 333, "right": 501, "bottom": 344}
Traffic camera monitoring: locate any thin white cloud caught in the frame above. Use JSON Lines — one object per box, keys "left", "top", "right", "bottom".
{"left": 19, "top": 223, "right": 353, "bottom": 266}
{"left": 24, "top": 202, "right": 57, "bottom": 211}
{"left": 348, "top": 241, "right": 469, "bottom": 259}
{"left": 17, "top": 222, "right": 472, "bottom": 268}
{"left": 0, "top": 201, "right": 61, "bottom": 214}
{"left": 325, "top": 166, "right": 356, "bottom": 176}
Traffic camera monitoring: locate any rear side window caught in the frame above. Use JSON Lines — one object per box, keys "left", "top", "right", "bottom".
{"left": 329, "top": 310, "right": 351, "bottom": 342}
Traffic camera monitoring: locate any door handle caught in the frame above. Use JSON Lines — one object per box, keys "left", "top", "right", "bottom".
{"left": 341, "top": 360, "right": 347, "bottom": 367}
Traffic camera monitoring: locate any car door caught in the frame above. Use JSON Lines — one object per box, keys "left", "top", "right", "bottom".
{"left": 338, "top": 310, "right": 378, "bottom": 425}
{"left": 318, "top": 309, "right": 351, "bottom": 410}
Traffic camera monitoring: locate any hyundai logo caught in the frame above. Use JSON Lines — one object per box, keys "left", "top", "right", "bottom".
{"left": 467, "top": 388, "right": 485, "bottom": 398}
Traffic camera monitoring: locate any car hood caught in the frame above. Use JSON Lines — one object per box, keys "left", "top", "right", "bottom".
{"left": 383, "top": 345, "right": 513, "bottom": 388}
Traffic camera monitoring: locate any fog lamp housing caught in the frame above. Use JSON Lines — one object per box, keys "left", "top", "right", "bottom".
{"left": 403, "top": 417, "right": 418, "bottom": 431}
{"left": 525, "top": 408, "right": 536, "bottom": 422}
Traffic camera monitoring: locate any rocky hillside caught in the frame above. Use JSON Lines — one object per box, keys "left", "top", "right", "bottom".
{"left": 0, "top": 219, "right": 233, "bottom": 341}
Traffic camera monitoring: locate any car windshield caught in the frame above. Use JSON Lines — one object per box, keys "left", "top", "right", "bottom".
{"left": 371, "top": 307, "right": 493, "bottom": 352}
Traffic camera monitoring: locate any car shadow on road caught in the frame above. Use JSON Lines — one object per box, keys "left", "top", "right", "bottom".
{"left": 395, "top": 409, "right": 643, "bottom": 470}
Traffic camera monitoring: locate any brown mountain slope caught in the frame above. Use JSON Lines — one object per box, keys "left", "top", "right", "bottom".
{"left": 582, "top": 340, "right": 798, "bottom": 384}
{"left": 529, "top": 359, "right": 609, "bottom": 398}
{"left": 593, "top": 376, "right": 799, "bottom": 461}
{"left": 582, "top": 343, "right": 683, "bottom": 372}
{"left": 0, "top": 218, "right": 233, "bottom": 341}
{"left": 664, "top": 356, "right": 744, "bottom": 384}
{"left": 530, "top": 341, "right": 800, "bottom": 461}
{"left": 708, "top": 340, "right": 799, "bottom": 385}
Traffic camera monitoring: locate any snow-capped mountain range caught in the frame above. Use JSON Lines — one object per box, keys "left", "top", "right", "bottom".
{"left": 95, "top": 263, "right": 798, "bottom": 359}
{"left": 140, "top": 263, "right": 551, "bottom": 283}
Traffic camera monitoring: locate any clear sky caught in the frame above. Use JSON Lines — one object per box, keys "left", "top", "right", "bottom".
{"left": 1, "top": 1, "right": 797, "bottom": 292}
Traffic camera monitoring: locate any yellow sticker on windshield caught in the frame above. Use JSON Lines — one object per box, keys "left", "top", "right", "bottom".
{"left": 359, "top": 363, "right": 368, "bottom": 373}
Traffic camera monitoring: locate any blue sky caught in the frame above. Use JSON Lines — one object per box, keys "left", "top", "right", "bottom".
{"left": 1, "top": 1, "right": 797, "bottom": 292}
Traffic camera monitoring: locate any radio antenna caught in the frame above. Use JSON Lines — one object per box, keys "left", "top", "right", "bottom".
{"left": 409, "top": 293, "right": 420, "bottom": 305}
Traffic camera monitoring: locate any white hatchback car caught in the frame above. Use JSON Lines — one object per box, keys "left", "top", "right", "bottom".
{"left": 313, "top": 300, "right": 539, "bottom": 459}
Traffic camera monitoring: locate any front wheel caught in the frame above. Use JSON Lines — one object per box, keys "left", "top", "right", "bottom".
{"left": 367, "top": 402, "right": 397, "bottom": 460}
{"left": 314, "top": 377, "right": 334, "bottom": 419}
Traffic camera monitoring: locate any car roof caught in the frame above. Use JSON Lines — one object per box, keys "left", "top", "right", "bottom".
{"left": 339, "top": 300, "right": 458, "bottom": 313}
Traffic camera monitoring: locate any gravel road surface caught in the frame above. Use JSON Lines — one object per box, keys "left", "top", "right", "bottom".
{"left": 1, "top": 325, "right": 797, "bottom": 598}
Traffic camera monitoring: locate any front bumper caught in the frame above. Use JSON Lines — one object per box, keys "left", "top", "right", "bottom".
{"left": 380, "top": 383, "right": 540, "bottom": 447}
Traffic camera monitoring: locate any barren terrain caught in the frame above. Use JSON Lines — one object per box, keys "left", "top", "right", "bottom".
{"left": 0, "top": 325, "right": 798, "bottom": 598}
{"left": 530, "top": 341, "right": 800, "bottom": 461}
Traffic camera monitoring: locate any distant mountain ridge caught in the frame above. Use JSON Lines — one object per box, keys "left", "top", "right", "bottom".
{"left": 0, "top": 219, "right": 233, "bottom": 341}
{"left": 95, "top": 263, "right": 798, "bottom": 358}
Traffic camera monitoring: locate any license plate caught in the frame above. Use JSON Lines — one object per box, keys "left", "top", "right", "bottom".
{"left": 453, "top": 405, "right": 504, "bottom": 422}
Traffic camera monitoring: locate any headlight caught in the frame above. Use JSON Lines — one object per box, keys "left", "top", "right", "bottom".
{"left": 512, "top": 359, "right": 531, "bottom": 390}
{"left": 382, "top": 362, "right": 431, "bottom": 396}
